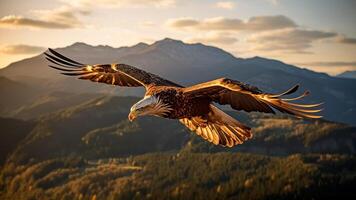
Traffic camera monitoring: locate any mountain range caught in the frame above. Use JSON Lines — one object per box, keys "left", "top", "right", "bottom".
{"left": 1, "top": 38, "right": 356, "bottom": 199}
{"left": 0, "top": 38, "right": 355, "bottom": 125}
{"left": 4, "top": 94, "right": 355, "bottom": 166}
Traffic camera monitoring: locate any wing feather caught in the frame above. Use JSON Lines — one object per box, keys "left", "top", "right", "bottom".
{"left": 180, "top": 105, "right": 252, "bottom": 147}
{"left": 182, "top": 78, "right": 322, "bottom": 119}
{"left": 45, "top": 48, "right": 181, "bottom": 88}
{"left": 48, "top": 48, "right": 84, "bottom": 65}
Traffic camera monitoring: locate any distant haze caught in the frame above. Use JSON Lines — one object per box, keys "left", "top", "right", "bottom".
{"left": 0, "top": 0, "right": 356, "bottom": 75}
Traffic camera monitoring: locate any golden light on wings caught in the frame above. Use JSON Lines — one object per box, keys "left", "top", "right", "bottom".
{"left": 44, "top": 48, "right": 181, "bottom": 88}
{"left": 182, "top": 78, "right": 323, "bottom": 119}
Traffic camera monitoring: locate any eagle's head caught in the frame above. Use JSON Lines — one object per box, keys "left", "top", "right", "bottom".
{"left": 128, "top": 95, "right": 172, "bottom": 121}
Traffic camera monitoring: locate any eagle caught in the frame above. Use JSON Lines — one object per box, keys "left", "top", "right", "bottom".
{"left": 45, "top": 48, "right": 322, "bottom": 147}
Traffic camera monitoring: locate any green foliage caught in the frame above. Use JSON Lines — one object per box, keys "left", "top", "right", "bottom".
{"left": 1, "top": 153, "right": 355, "bottom": 200}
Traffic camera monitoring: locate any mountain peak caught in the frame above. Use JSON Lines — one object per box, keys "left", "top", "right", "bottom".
{"left": 337, "top": 70, "right": 356, "bottom": 79}
{"left": 132, "top": 42, "right": 149, "bottom": 48}
{"left": 69, "top": 42, "right": 93, "bottom": 48}
{"left": 154, "top": 38, "right": 184, "bottom": 45}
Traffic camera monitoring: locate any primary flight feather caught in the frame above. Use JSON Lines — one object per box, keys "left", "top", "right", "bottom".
{"left": 45, "top": 48, "right": 323, "bottom": 147}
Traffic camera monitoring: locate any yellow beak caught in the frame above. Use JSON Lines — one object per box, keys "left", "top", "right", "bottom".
{"left": 128, "top": 111, "right": 137, "bottom": 122}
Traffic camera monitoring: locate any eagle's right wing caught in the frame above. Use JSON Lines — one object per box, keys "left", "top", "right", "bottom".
{"left": 45, "top": 48, "right": 181, "bottom": 88}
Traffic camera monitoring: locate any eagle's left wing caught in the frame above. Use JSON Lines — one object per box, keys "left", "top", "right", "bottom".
{"left": 182, "top": 78, "right": 323, "bottom": 119}
{"left": 45, "top": 48, "right": 181, "bottom": 88}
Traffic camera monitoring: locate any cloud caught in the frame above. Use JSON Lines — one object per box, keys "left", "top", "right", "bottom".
{"left": 0, "top": 44, "right": 45, "bottom": 54}
{"left": 168, "top": 14, "right": 355, "bottom": 53}
{"left": 167, "top": 18, "right": 199, "bottom": 28}
{"left": 336, "top": 36, "right": 356, "bottom": 44}
{"left": 168, "top": 15, "right": 297, "bottom": 31}
{"left": 247, "top": 28, "right": 337, "bottom": 53}
{"left": 1, "top": 0, "right": 179, "bottom": 30}
{"left": 31, "top": 6, "right": 85, "bottom": 26}
{"left": 187, "top": 32, "right": 238, "bottom": 45}
{"left": 0, "top": 15, "right": 77, "bottom": 29}
{"left": 215, "top": 1, "right": 235, "bottom": 10}
{"left": 264, "top": 0, "right": 281, "bottom": 5}
{"left": 0, "top": 6, "right": 85, "bottom": 29}
{"left": 247, "top": 15, "right": 297, "bottom": 30}
{"left": 61, "top": 0, "right": 175, "bottom": 8}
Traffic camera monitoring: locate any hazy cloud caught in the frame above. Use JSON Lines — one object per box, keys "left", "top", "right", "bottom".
{"left": 247, "top": 28, "right": 337, "bottom": 53}
{"left": 0, "top": 15, "right": 77, "bottom": 29}
{"left": 294, "top": 61, "right": 356, "bottom": 67}
{"left": 31, "top": 6, "right": 85, "bottom": 26}
{"left": 1, "top": 0, "right": 178, "bottom": 30}
{"left": 247, "top": 15, "right": 297, "bottom": 30}
{"left": 293, "top": 61, "right": 356, "bottom": 75}
{"left": 0, "top": 6, "right": 85, "bottom": 29}
{"left": 61, "top": 0, "right": 176, "bottom": 8}
{"left": 336, "top": 36, "right": 356, "bottom": 44}
{"left": 264, "top": 0, "right": 281, "bottom": 5}
{"left": 187, "top": 32, "right": 238, "bottom": 45}
{"left": 168, "top": 15, "right": 297, "bottom": 31}
{"left": 167, "top": 18, "right": 199, "bottom": 28}
{"left": 215, "top": 1, "right": 235, "bottom": 10}
{"left": 0, "top": 44, "right": 45, "bottom": 54}
{"left": 168, "top": 14, "right": 354, "bottom": 54}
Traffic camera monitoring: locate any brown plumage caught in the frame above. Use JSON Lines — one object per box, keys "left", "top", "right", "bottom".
{"left": 45, "top": 48, "right": 323, "bottom": 147}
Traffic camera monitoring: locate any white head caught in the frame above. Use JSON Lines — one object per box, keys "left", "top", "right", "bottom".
{"left": 128, "top": 95, "right": 172, "bottom": 121}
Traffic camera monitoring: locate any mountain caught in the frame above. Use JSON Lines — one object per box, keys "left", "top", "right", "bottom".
{"left": 1, "top": 60, "right": 355, "bottom": 199}
{"left": 0, "top": 76, "right": 44, "bottom": 116}
{"left": 5, "top": 95, "right": 356, "bottom": 166}
{"left": 0, "top": 38, "right": 355, "bottom": 126}
{"left": 337, "top": 70, "right": 356, "bottom": 79}
{"left": 0, "top": 117, "right": 34, "bottom": 164}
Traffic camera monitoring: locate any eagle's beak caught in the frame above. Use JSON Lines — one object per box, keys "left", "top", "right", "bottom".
{"left": 128, "top": 111, "right": 137, "bottom": 122}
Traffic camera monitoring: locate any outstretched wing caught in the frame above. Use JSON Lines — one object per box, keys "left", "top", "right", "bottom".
{"left": 45, "top": 48, "right": 181, "bottom": 88}
{"left": 182, "top": 78, "right": 322, "bottom": 119}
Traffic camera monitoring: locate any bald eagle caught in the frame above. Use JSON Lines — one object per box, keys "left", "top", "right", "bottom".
{"left": 45, "top": 48, "right": 322, "bottom": 147}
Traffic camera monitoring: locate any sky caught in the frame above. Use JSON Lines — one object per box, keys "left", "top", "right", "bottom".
{"left": 0, "top": 0, "right": 355, "bottom": 75}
